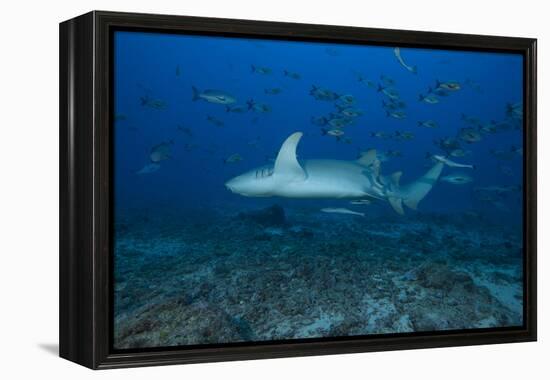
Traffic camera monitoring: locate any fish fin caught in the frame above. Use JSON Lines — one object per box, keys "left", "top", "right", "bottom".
{"left": 401, "top": 162, "right": 444, "bottom": 211}
{"left": 411, "top": 66, "right": 418, "bottom": 74}
{"left": 391, "top": 171, "right": 402, "bottom": 187}
{"left": 191, "top": 86, "right": 200, "bottom": 101}
{"left": 321, "top": 128, "right": 327, "bottom": 136}
{"left": 251, "top": 65, "right": 256, "bottom": 73}
{"left": 226, "top": 106, "right": 231, "bottom": 112}
{"left": 246, "top": 99, "right": 255, "bottom": 110}
{"left": 273, "top": 132, "right": 306, "bottom": 180}
{"left": 418, "top": 94, "right": 425, "bottom": 101}
{"left": 356, "top": 149, "right": 377, "bottom": 166}
{"left": 283, "top": 70, "right": 288, "bottom": 76}
{"left": 377, "top": 84, "right": 384, "bottom": 92}
{"left": 388, "top": 197, "right": 405, "bottom": 215}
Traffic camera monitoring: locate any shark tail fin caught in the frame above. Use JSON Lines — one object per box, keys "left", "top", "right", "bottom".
{"left": 402, "top": 162, "right": 444, "bottom": 211}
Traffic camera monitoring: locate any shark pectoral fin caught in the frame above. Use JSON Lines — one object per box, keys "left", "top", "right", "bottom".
{"left": 357, "top": 149, "right": 377, "bottom": 166}
{"left": 388, "top": 197, "right": 405, "bottom": 215}
{"left": 274, "top": 132, "right": 306, "bottom": 180}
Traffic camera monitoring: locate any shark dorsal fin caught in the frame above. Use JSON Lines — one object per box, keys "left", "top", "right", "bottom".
{"left": 274, "top": 132, "right": 306, "bottom": 180}
{"left": 357, "top": 149, "right": 377, "bottom": 166}
{"left": 391, "top": 171, "right": 402, "bottom": 187}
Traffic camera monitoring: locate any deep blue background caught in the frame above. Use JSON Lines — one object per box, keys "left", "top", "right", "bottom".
{"left": 113, "top": 31, "right": 523, "bottom": 221}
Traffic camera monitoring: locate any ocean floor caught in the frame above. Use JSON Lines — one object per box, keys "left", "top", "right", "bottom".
{"left": 113, "top": 205, "right": 523, "bottom": 349}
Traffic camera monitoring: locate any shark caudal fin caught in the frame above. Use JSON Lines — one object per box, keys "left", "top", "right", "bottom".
{"left": 387, "top": 162, "right": 444, "bottom": 214}
{"left": 191, "top": 86, "right": 201, "bottom": 101}
{"left": 273, "top": 132, "right": 307, "bottom": 181}
{"left": 403, "top": 162, "right": 444, "bottom": 211}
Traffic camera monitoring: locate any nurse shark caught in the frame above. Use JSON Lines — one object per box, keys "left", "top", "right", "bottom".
{"left": 225, "top": 132, "right": 468, "bottom": 214}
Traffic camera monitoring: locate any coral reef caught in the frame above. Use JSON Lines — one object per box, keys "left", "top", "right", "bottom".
{"left": 113, "top": 206, "right": 523, "bottom": 349}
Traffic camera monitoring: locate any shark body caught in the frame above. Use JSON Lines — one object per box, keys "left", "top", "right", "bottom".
{"left": 225, "top": 132, "right": 449, "bottom": 214}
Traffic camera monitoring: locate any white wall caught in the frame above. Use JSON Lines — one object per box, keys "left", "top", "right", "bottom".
{"left": 0, "top": 0, "right": 546, "bottom": 378}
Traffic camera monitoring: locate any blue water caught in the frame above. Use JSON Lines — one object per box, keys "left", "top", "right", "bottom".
{"left": 112, "top": 30, "right": 524, "bottom": 349}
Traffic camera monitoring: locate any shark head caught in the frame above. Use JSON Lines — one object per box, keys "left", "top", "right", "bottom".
{"left": 226, "top": 132, "right": 307, "bottom": 197}
{"left": 225, "top": 165, "right": 278, "bottom": 196}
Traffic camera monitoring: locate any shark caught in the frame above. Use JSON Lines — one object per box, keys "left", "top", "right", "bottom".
{"left": 225, "top": 132, "right": 457, "bottom": 215}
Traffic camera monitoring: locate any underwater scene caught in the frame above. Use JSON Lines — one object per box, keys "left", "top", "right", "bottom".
{"left": 113, "top": 30, "right": 524, "bottom": 350}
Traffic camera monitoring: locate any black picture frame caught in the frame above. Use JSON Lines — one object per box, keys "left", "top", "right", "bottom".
{"left": 59, "top": 10, "right": 537, "bottom": 369}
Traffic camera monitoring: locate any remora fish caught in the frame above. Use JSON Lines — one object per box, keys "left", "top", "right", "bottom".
{"left": 433, "top": 155, "right": 475, "bottom": 169}
{"left": 393, "top": 47, "right": 417, "bottom": 74}
{"left": 321, "top": 208, "right": 365, "bottom": 217}
{"left": 226, "top": 132, "right": 453, "bottom": 215}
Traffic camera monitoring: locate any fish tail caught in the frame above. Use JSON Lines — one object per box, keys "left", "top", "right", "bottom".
{"left": 321, "top": 128, "right": 327, "bottom": 136}
{"left": 411, "top": 66, "right": 418, "bottom": 74}
{"left": 191, "top": 86, "right": 200, "bottom": 101}
{"left": 418, "top": 94, "right": 425, "bottom": 101}
{"left": 377, "top": 84, "right": 384, "bottom": 92}
{"left": 283, "top": 70, "right": 288, "bottom": 76}
{"left": 250, "top": 64, "right": 256, "bottom": 73}
{"left": 246, "top": 99, "right": 255, "bottom": 110}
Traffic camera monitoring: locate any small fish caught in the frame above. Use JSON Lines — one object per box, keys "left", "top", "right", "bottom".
{"left": 321, "top": 208, "right": 364, "bottom": 217}
{"left": 246, "top": 99, "right": 271, "bottom": 113}
{"left": 380, "top": 75, "right": 396, "bottom": 86}
{"left": 207, "top": 115, "right": 224, "bottom": 127}
{"left": 283, "top": 70, "right": 301, "bottom": 79}
{"left": 224, "top": 153, "right": 243, "bottom": 164}
{"left": 136, "top": 163, "right": 161, "bottom": 175}
{"left": 393, "top": 47, "right": 417, "bottom": 74}
{"left": 338, "top": 107, "right": 363, "bottom": 118}
{"left": 459, "top": 127, "right": 482, "bottom": 144}
{"left": 350, "top": 199, "right": 372, "bottom": 205}
{"left": 386, "top": 110, "right": 406, "bottom": 119}
{"left": 433, "top": 155, "right": 475, "bottom": 169}
{"left": 140, "top": 96, "right": 167, "bottom": 110}
{"left": 310, "top": 85, "right": 339, "bottom": 101}
{"left": 479, "top": 122, "right": 499, "bottom": 134}
{"left": 428, "top": 87, "right": 451, "bottom": 97}
{"left": 435, "top": 80, "right": 461, "bottom": 91}
{"left": 417, "top": 120, "right": 438, "bottom": 128}
{"left": 328, "top": 117, "right": 352, "bottom": 128}
{"left": 311, "top": 116, "right": 328, "bottom": 126}
{"left": 377, "top": 85, "right": 400, "bottom": 100}
{"left": 264, "top": 87, "right": 282, "bottom": 95}
{"left": 177, "top": 125, "right": 193, "bottom": 137}
{"left": 394, "top": 131, "right": 414, "bottom": 140}
{"left": 250, "top": 65, "right": 272, "bottom": 75}
{"left": 506, "top": 102, "right": 523, "bottom": 120}
{"left": 382, "top": 99, "right": 406, "bottom": 110}
{"left": 434, "top": 137, "right": 460, "bottom": 151}
{"left": 441, "top": 173, "right": 473, "bottom": 185}
{"left": 337, "top": 94, "right": 356, "bottom": 106}
{"left": 418, "top": 94, "right": 439, "bottom": 104}
{"left": 370, "top": 131, "right": 388, "bottom": 139}
{"left": 149, "top": 141, "right": 173, "bottom": 163}
{"left": 321, "top": 128, "right": 345, "bottom": 137}
{"left": 357, "top": 75, "right": 376, "bottom": 88}
{"left": 226, "top": 104, "right": 248, "bottom": 113}
{"left": 192, "top": 86, "right": 237, "bottom": 105}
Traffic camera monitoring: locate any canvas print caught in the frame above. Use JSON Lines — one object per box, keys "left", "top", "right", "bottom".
{"left": 112, "top": 31, "right": 524, "bottom": 350}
